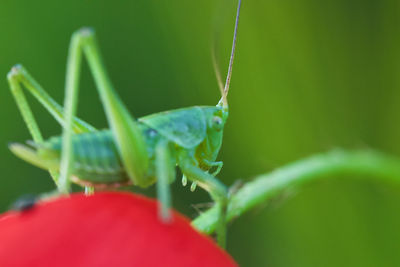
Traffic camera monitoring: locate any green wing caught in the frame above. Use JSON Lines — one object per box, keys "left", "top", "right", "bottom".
{"left": 139, "top": 106, "right": 207, "bottom": 149}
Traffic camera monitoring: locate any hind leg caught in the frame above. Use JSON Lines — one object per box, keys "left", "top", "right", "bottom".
{"left": 58, "top": 28, "right": 149, "bottom": 194}
{"left": 7, "top": 65, "right": 96, "bottom": 188}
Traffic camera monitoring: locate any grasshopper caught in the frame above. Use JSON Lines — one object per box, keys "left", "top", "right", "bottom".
{"left": 7, "top": 0, "right": 241, "bottom": 247}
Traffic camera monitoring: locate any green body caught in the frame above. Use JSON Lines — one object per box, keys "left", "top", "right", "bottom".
{"left": 31, "top": 106, "right": 227, "bottom": 187}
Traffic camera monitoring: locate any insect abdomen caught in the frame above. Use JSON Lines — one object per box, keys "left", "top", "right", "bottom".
{"left": 42, "top": 130, "right": 128, "bottom": 184}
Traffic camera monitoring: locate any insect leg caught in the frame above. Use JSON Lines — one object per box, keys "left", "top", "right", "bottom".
{"left": 186, "top": 161, "right": 223, "bottom": 192}
{"left": 7, "top": 65, "right": 95, "bottom": 191}
{"left": 179, "top": 156, "right": 228, "bottom": 248}
{"left": 7, "top": 65, "right": 95, "bottom": 134}
{"left": 58, "top": 28, "right": 149, "bottom": 193}
{"left": 8, "top": 68, "right": 43, "bottom": 144}
{"left": 155, "top": 140, "right": 175, "bottom": 221}
{"left": 203, "top": 159, "right": 224, "bottom": 176}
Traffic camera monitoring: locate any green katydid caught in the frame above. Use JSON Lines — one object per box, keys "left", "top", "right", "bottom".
{"left": 7, "top": 0, "right": 241, "bottom": 247}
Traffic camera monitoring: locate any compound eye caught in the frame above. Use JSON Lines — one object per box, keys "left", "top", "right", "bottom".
{"left": 212, "top": 116, "right": 223, "bottom": 130}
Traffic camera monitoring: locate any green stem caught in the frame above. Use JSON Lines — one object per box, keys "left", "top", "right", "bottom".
{"left": 192, "top": 149, "right": 400, "bottom": 234}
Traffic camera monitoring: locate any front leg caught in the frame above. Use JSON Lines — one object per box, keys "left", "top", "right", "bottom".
{"left": 178, "top": 152, "right": 228, "bottom": 248}
{"left": 182, "top": 160, "right": 223, "bottom": 190}
{"left": 203, "top": 159, "right": 223, "bottom": 176}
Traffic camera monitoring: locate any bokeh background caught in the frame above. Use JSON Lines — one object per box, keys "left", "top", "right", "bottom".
{"left": 1, "top": 0, "right": 400, "bottom": 266}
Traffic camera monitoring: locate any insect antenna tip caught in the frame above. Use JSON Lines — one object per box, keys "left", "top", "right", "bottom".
{"left": 220, "top": 0, "right": 242, "bottom": 109}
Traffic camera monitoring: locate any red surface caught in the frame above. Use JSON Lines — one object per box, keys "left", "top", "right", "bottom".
{"left": 0, "top": 192, "right": 237, "bottom": 267}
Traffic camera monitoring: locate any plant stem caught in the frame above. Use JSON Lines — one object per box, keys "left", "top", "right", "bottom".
{"left": 192, "top": 149, "right": 400, "bottom": 234}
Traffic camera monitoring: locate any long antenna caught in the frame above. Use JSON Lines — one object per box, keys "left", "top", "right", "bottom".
{"left": 212, "top": 42, "right": 224, "bottom": 96}
{"left": 220, "top": 0, "right": 242, "bottom": 108}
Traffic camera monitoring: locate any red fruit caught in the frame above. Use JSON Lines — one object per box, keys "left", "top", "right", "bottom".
{"left": 0, "top": 192, "right": 237, "bottom": 267}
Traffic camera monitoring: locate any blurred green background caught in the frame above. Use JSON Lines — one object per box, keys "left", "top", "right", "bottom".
{"left": 1, "top": 0, "right": 400, "bottom": 266}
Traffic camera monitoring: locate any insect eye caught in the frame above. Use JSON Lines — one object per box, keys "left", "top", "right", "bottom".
{"left": 213, "top": 116, "right": 222, "bottom": 125}
{"left": 211, "top": 116, "right": 223, "bottom": 130}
